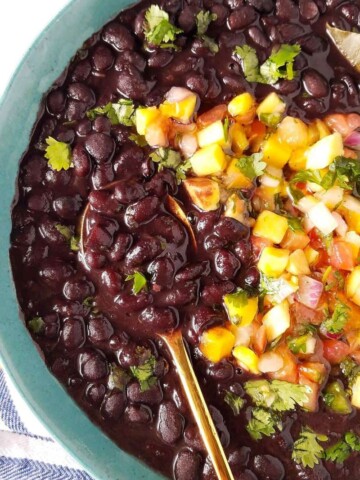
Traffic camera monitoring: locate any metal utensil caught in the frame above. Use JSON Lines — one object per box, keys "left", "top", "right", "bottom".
{"left": 327, "top": 24, "right": 360, "bottom": 72}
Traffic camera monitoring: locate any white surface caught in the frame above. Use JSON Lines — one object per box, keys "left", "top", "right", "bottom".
{"left": 0, "top": 0, "right": 70, "bottom": 98}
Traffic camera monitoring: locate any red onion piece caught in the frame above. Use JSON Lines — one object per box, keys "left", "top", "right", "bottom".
{"left": 296, "top": 275, "right": 323, "bottom": 309}
{"left": 344, "top": 131, "right": 360, "bottom": 151}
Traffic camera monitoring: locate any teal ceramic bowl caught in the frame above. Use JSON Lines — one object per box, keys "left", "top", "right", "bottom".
{"left": 0, "top": 1, "right": 163, "bottom": 479}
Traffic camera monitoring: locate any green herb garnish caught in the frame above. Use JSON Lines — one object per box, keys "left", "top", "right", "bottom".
{"left": 195, "top": 10, "right": 219, "bottom": 53}
{"left": 125, "top": 271, "right": 148, "bottom": 295}
{"left": 246, "top": 408, "right": 281, "bottom": 440}
{"left": 224, "top": 391, "right": 245, "bottom": 415}
{"left": 236, "top": 152, "right": 266, "bottom": 181}
{"left": 28, "top": 317, "right": 45, "bottom": 334}
{"left": 325, "top": 432, "right": 360, "bottom": 463}
{"left": 150, "top": 147, "right": 191, "bottom": 183}
{"left": 108, "top": 363, "right": 130, "bottom": 391}
{"left": 87, "top": 99, "right": 135, "bottom": 126}
{"left": 55, "top": 224, "right": 79, "bottom": 252}
{"left": 130, "top": 354, "right": 157, "bottom": 392}
{"left": 321, "top": 301, "right": 350, "bottom": 334}
{"left": 45, "top": 137, "right": 72, "bottom": 171}
{"left": 292, "top": 427, "right": 328, "bottom": 468}
{"left": 144, "top": 5, "right": 183, "bottom": 49}
{"left": 245, "top": 379, "right": 309, "bottom": 412}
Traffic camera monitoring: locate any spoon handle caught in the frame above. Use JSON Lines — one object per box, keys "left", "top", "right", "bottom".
{"left": 160, "top": 330, "right": 234, "bottom": 480}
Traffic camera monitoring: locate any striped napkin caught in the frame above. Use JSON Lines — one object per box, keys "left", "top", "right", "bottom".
{"left": 0, "top": 370, "right": 93, "bottom": 480}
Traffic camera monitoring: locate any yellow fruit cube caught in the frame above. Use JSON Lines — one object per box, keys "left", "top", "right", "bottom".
{"left": 314, "top": 119, "right": 331, "bottom": 139}
{"left": 135, "top": 106, "right": 161, "bottom": 135}
{"left": 286, "top": 249, "right": 311, "bottom": 275}
{"left": 315, "top": 186, "right": 344, "bottom": 211}
{"left": 230, "top": 123, "right": 249, "bottom": 154}
{"left": 228, "top": 92, "right": 255, "bottom": 117}
{"left": 223, "top": 158, "right": 253, "bottom": 189}
{"left": 305, "top": 132, "right": 344, "bottom": 170}
{"left": 159, "top": 94, "right": 197, "bottom": 123}
{"left": 304, "top": 246, "right": 319, "bottom": 266}
{"left": 262, "top": 301, "right": 291, "bottom": 341}
{"left": 197, "top": 120, "right": 226, "bottom": 148}
{"left": 190, "top": 144, "right": 226, "bottom": 176}
{"left": 345, "top": 231, "right": 360, "bottom": 259}
{"left": 200, "top": 327, "right": 235, "bottom": 363}
{"left": 262, "top": 134, "right": 292, "bottom": 168}
{"left": 233, "top": 346, "right": 260, "bottom": 374}
{"left": 346, "top": 266, "right": 360, "bottom": 307}
{"left": 223, "top": 290, "right": 258, "bottom": 327}
{"left": 351, "top": 375, "right": 360, "bottom": 408}
{"left": 256, "top": 92, "right": 286, "bottom": 126}
{"left": 253, "top": 210, "right": 289, "bottom": 244}
{"left": 288, "top": 148, "right": 307, "bottom": 171}
{"left": 339, "top": 196, "right": 360, "bottom": 234}
{"left": 277, "top": 116, "right": 309, "bottom": 149}
{"left": 183, "top": 177, "right": 220, "bottom": 211}
{"left": 258, "top": 247, "right": 290, "bottom": 278}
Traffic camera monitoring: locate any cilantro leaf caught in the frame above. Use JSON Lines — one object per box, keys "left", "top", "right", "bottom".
{"left": 144, "top": 5, "right": 183, "bottom": 49}
{"left": 234, "top": 45, "right": 262, "bottom": 83}
{"left": 130, "top": 354, "right": 157, "bottom": 392}
{"left": 195, "top": 11, "right": 219, "bottom": 53}
{"left": 260, "top": 44, "right": 301, "bottom": 85}
{"left": 83, "top": 297, "right": 95, "bottom": 308}
{"left": 246, "top": 408, "right": 281, "bottom": 440}
{"left": 340, "top": 357, "right": 360, "bottom": 386}
{"left": 325, "top": 439, "right": 352, "bottom": 463}
{"left": 324, "top": 156, "right": 360, "bottom": 191}
{"left": 45, "top": 137, "right": 73, "bottom": 171}
{"left": 129, "top": 133, "right": 148, "bottom": 147}
{"left": 224, "top": 391, "right": 245, "bottom": 415}
{"left": 259, "top": 274, "right": 297, "bottom": 304}
{"left": 321, "top": 301, "right": 350, "bottom": 334}
{"left": 87, "top": 99, "right": 135, "bottom": 126}
{"left": 150, "top": 148, "right": 190, "bottom": 184}
{"left": 55, "top": 224, "right": 79, "bottom": 252}
{"left": 292, "top": 427, "right": 328, "bottom": 469}
{"left": 70, "top": 235, "right": 80, "bottom": 252}
{"left": 125, "top": 271, "right": 147, "bottom": 295}
{"left": 287, "top": 216, "right": 303, "bottom": 232}
{"left": 245, "top": 379, "right": 309, "bottom": 412}
{"left": 28, "top": 317, "right": 45, "bottom": 334}
{"left": 236, "top": 153, "right": 266, "bottom": 181}
{"left": 108, "top": 363, "right": 130, "bottom": 391}
{"left": 288, "top": 334, "right": 312, "bottom": 354}
{"left": 223, "top": 289, "right": 251, "bottom": 325}
{"left": 291, "top": 169, "right": 323, "bottom": 186}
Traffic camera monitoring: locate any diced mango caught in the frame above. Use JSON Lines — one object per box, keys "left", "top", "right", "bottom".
{"left": 197, "top": 120, "right": 226, "bottom": 148}
{"left": 288, "top": 148, "right": 307, "bottom": 171}
{"left": 232, "top": 346, "right": 260, "bottom": 374}
{"left": 286, "top": 249, "right": 311, "bottom": 275}
{"left": 304, "top": 245, "right": 320, "bottom": 266}
{"left": 277, "top": 116, "right": 309, "bottom": 149}
{"left": 200, "top": 327, "right": 235, "bottom": 363}
{"left": 183, "top": 177, "right": 220, "bottom": 211}
{"left": 307, "top": 122, "right": 320, "bottom": 146}
{"left": 262, "top": 301, "right": 291, "bottom": 341}
{"left": 262, "top": 134, "right": 292, "bottom": 168}
{"left": 281, "top": 229, "right": 310, "bottom": 251}
{"left": 230, "top": 123, "right": 249, "bottom": 154}
{"left": 305, "top": 132, "right": 344, "bottom": 169}
{"left": 228, "top": 92, "right": 255, "bottom": 117}
{"left": 315, "top": 186, "right": 344, "bottom": 211}
{"left": 223, "top": 158, "right": 253, "bottom": 189}
{"left": 258, "top": 247, "right": 290, "bottom": 278}
{"left": 314, "top": 119, "right": 331, "bottom": 139}
{"left": 351, "top": 375, "right": 360, "bottom": 408}
{"left": 253, "top": 210, "right": 289, "bottom": 244}
{"left": 345, "top": 231, "right": 360, "bottom": 259}
{"left": 256, "top": 92, "right": 286, "bottom": 127}
{"left": 190, "top": 144, "right": 226, "bottom": 176}
{"left": 339, "top": 195, "right": 360, "bottom": 234}
{"left": 159, "top": 94, "right": 197, "bottom": 123}
{"left": 224, "top": 194, "right": 248, "bottom": 224}
{"left": 346, "top": 266, "right": 360, "bottom": 307}
{"left": 223, "top": 291, "right": 258, "bottom": 327}
{"left": 135, "top": 107, "right": 161, "bottom": 135}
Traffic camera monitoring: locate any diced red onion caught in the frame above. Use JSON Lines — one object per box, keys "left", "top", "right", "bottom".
{"left": 296, "top": 275, "right": 323, "bottom": 309}
{"left": 319, "top": 323, "right": 342, "bottom": 340}
{"left": 332, "top": 211, "right": 348, "bottom": 237}
{"left": 344, "top": 130, "right": 360, "bottom": 151}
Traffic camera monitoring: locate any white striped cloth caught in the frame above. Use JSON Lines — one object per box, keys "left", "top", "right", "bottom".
{"left": 0, "top": 370, "right": 93, "bottom": 480}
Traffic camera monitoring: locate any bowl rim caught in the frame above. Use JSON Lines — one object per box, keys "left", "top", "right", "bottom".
{"left": 0, "top": 1, "right": 163, "bottom": 479}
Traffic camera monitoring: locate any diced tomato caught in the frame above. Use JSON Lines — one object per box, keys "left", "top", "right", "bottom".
{"left": 248, "top": 120, "right": 267, "bottom": 152}
{"left": 298, "top": 373, "right": 320, "bottom": 412}
{"left": 298, "top": 362, "right": 327, "bottom": 384}
{"left": 308, "top": 228, "right": 325, "bottom": 250}
{"left": 252, "top": 323, "right": 267, "bottom": 356}
{"left": 250, "top": 235, "right": 273, "bottom": 258}
{"left": 281, "top": 229, "right": 310, "bottom": 251}
{"left": 290, "top": 301, "right": 326, "bottom": 326}
{"left": 268, "top": 345, "right": 298, "bottom": 384}
{"left": 322, "top": 339, "right": 350, "bottom": 364}
{"left": 329, "top": 240, "right": 355, "bottom": 271}
{"left": 197, "top": 105, "right": 228, "bottom": 128}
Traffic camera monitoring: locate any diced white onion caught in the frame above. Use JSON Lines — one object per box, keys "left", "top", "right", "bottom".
{"left": 258, "top": 352, "right": 284, "bottom": 373}
{"left": 165, "top": 86, "right": 194, "bottom": 103}
{"left": 297, "top": 196, "right": 319, "bottom": 213}
{"left": 305, "top": 337, "right": 317, "bottom": 354}
{"left": 332, "top": 211, "right": 348, "bottom": 237}
{"left": 179, "top": 134, "right": 198, "bottom": 158}
{"left": 260, "top": 174, "right": 280, "bottom": 188}
{"left": 266, "top": 165, "right": 283, "bottom": 179}
{"left": 307, "top": 202, "right": 338, "bottom": 236}
{"left": 233, "top": 325, "right": 252, "bottom": 347}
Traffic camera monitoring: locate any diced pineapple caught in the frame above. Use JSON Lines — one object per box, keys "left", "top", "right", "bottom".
{"left": 262, "top": 301, "right": 291, "bottom": 342}
{"left": 339, "top": 195, "right": 360, "bottom": 234}
{"left": 197, "top": 120, "right": 226, "bottom": 148}
{"left": 345, "top": 231, "right": 360, "bottom": 258}
{"left": 305, "top": 132, "right": 344, "bottom": 169}
{"left": 228, "top": 92, "right": 255, "bottom": 117}
{"left": 286, "top": 249, "right": 310, "bottom": 275}
{"left": 253, "top": 210, "right": 289, "bottom": 244}
{"left": 304, "top": 245, "right": 320, "bottom": 266}
{"left": 190, "top": 144, "right": 226, "bottom": 176}
{"left": 159, "top": 93, "right": 197, "bottom": 123}
{"left": 224, "top": 194, "right": 248, "bottom": 224}
{"left": 346, "top": 266, "right": 360, "bottom": 307}
{"left": 277, "top": 116, "right": 309, "bottom": 149}
{"left": 183, "top": 177, "right": 220, "bottom": 211}
{"left": 229, "top": 123, "right": 249, "bottom": 154}
{"left": 200, "top": 327, "right": 235, "bottom": 363}
{"left": 262, "top": 134, "right": 292, "bottom": 168}
{"left": 258, "top": 247, "right": 290, "bottom": 278}
{"left": 232, "top": 346, "right": 260, "bottom": 374}
{"left": 256, "top": 92, "right": 286, "bottom": 127}
{"left": 135, "top": 106, "right": 161, "bottom": 135}
{"left": 314, "top": 119, "right": 331, "bottom": 139}
{"left": 223, "top": 291, "right": 258, "bottom": 327}
{"left": 308, "top": 202, "right": 338, "bottom": 236}
{"left": 223, "top": 158, "right": 253, "bottom": 189}
{"left": 315, "top": 186, "right": 344, "bottom": 210}
{"left": 307, "top": 122, "right": 320, "bottom": 145}
{"left": 281, "top": 229, "right": 310, "bottom": 251}
{"left": 351, "top": 375, "right": 360, "bottom": 409}
{"left": 288, "top": 148, "right": 307, "bottom": 171}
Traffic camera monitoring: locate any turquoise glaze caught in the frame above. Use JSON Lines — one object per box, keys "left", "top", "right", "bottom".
{"left": 0, "top": 1, "right": 163, "bottom": 479}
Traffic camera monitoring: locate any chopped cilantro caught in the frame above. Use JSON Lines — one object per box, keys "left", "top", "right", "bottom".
{"left": 245, "top": 379, "right": 309, "bottom": 412}
{"left": 340, "top": 357, "right": 360, "bottom": 386}
{"left": 259, "top": 274, "right": 296, "bottom": 304}
{"left": 130, "top": 354, "right": 157, "bottom": 392}
{"left": 292, "top": 427, "right": 328, "bottom": 469}
{"left": 45, "top": 137, "right": 73, "bottom": 171}
{"left": 108, "top": 363, "right": 130, "bottom": 391}
{"left": 224, "top": 391, "right": 245, "bottom": 415}
{"left": 286, "top": 216, "right": 303, "bottom": 232}
{"left": 321, "top": 301, "right": 350, "bottom": 334}
{"left": 129, "top": 133, "right": 148, "bottom": 147}
{"left": 28, "top": 317, "right": 45, "bottom": 334}
{"left": 325, "top": 271, "right": 345, "bottom": 291}
{"left": 87, "top": 99, "right": 135, "bottom": 126}
{"left": 234, "top": 44, "right": 301, "bottom": 85}
{"left": 150, "top": 147, "right": 190, "bottom": 184}
{"left": 288, "top": 334, "right": 312, "bottom": 354}
{"left": 223, "top": 289, "right": 250, "bottom": 325}
{"left": 70, "top": 235, "right": 80, "bottom": 252}
{"left": 83, "top": 297, "right": 95, "bottom": 308}
{"left": 236, "top": 153, "right": 266, "bottom": 181}
{"left": 291, "top": 169, "right": 323, "bottom": 186}
{"left": 55, "top": 224, "right": 79, "bottom": 252}
{"left": 125, "top": 271, "right": 148, "bottom": 295}
{"left": 323, "top": 156, "right": 360, "bottom": 191}
{"left": 195, "top": 10, "right": 219, "bottom": 53}
{"left": 144, "top": 5, "right": 183, "bottom": 49}
{"left": 246, "top": 408, "right": 281, "bottom": 440}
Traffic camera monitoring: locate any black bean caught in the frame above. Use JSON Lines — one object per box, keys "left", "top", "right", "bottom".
{"left": 211, "top": 5, "right": 229, "bottom": 24}
{"left": 178, "top": 6, "right": 197, "bottom": 32}
{"left": 85, "top": 224, "right": 114, "bottom": 250}
{"left": 146, "top": 170, "right": 177, "bottom": 197}
{"left": 228, "top": 447, "right": 251, "bottom": 475}
{"left": 228, "top": 7, "right": 257, "bottom": 30}
{"left": 39, "top": 258, "right": 74, "bottom": 284}
{"left": 184, "top": 425, "right": 204, "bottom": 451}
{"left": 196, "top": 211, "right": 220, "bottom": 235}
{"left": 157, "top": 401, "right": 184, "bottom": 444}
{"left": 302, "top": 69, "right": 329, "bottom": 98}
{"left": 78, "top": 349, "right": 108, "bottom": 381}
{"left": 92, "top": 164, "right": 115, "bottom": 189}
{"left": 186, "top": 73, "right": 209, "bottom": 97}
{"left": 65, "top": 100, "right": 88, "bottom": 122}
{"left": 207, "top": 361, "right": 234, "bottom": 381}
{"left": 45, "top": 169, "right": 71, "bottom": 188}
{"left": 61, "top": 317, "right": 86, "bottom": 349}
{"left": 63, "top": 279, "right": 94, "bottom": 301}
{"left": 101, "top": 268, "right": 123, "bottom": 294}
{"left": 175, "top": 262, "right": 210, "bottom": 282}
{"left": 241, "top": 266, "right": 260, "bottom": 289}
{"left": 125, "top": 196, "right": 160, "bottom": 228}
{"left": 147, "top": 50, "right": 174, "bottom": 68}
{"left": 115, "top": 292, "right": 153, "bottom": 312}
{"left": 85, "top": 132, "right": 115, "bottom": 162}
{"left": 340, "top": 3, "right": 360, "bottom": 26}
{"left": 114, "top": 181, "right": 146, "bottom": 204}
{"left": 252, "top": 455, "right": 285, "bottom": 480}
{"left": 108, "top": 233, "right": 132, "bottom": 262}
{"left": 102, "top": 22, "right": 135, "bottom": 51}
{"left": 67, "top": 83, "right": 96, "bottom": 107}
{"left": 299, "top": 0, "right": 319, "bottom": 20}
{"left": 214, "top": 217, "right": 249, "bottom": 242}
{"left": 157, "top": 282, "right": 197, "bottom": 307}
{"left": 125, "top": 404, "right": 152, "bottom": 424}
{"left": 115, "top": 50, "right": 147, "bottom": 72}
{"left": 126, "top": 381, "right": 163, "bottom": 405}
{"left": 116, "top": 65, "right": 152, "bottom": 101}
{"left": 247, "top": 26, "right": 270, "bottom": 48}
{"left": 201, "top": 281, "right": 235, "bottom": 306}
{"left": 277, "top": 23, "right": 305, "bottom": 42}
{"left": 21, "top": 155, "right": 47, "bottom": 187}
{"left": 213, "top": 249, "right": 240, "bottom": 281}
{"left": 209, "top": 405, "right": 230, "bottom": 447}
{"left": 84, "top": 250, "right": 107, "bottom": 269}
{"left": 134, "top": 9, "right": 146, "bottom": 39}
{"left": 248, "top": 0, "right": 273, "bottom": 13}
{"left": 233, "top": 240, "right": 253, "bottom": 265}
{"left": 298, "top": 34, "right": 327, "bottom": 54}
{"left": 296, "top": 96, "right": 325, "bottom": 117}
{"left": 86, "top": 383, "right": 106, "bottom": 406}
{"left": 275, "top": 0, "right": 298, "bottom": 20}
{"left": 93, "top": 116, "right": 111, "bottom": 134}
{"left": 148, "top": 257, "right": 175, "bottom": 288}
{"left": 113, "top": 144, "right": 144, "bottom": 179}
{"left": 91, "top": 44, "right": 114, "bottom": 71}
{"left": 88, "top": 315, "right": 114, "bottom": 343}
{"left": 101, "top": 391, "right": 126, "bottom": 420}
{"left": 139, "top": 306, "right": 178, "bottom": 331}
{"left": 27, "top": 193, "right": 50, "bottom": 213}
{"left": 174, "top": 449, "right": 202, "bottom": 480}
{"left": 71, "top": 60, "right": 91, "bottom": 82}
{"left": 53, "top": 195, "right": 83, "bottom": 220}
{"left": 225, "top": 0, "right": 245, "bottom": 9}
{"left": 47, "top": 89, "right": 66, "bottom": 115}
{"left": 125, "top": 236, "right": 162, "bottom": 267}
{"left": 38, "top": 219, "right": 66, "bottom": 245}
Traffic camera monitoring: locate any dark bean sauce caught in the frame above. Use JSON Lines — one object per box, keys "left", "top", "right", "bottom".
{"left": 9, "top": 0, "right": 360, "bottom": 479}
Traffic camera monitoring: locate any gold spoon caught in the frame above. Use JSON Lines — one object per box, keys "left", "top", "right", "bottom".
{"left": 326, "top": 24, "right": 360, "bottom": 72}
{"left": 78, "top": 190, "right": 233, "bottom": 480}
